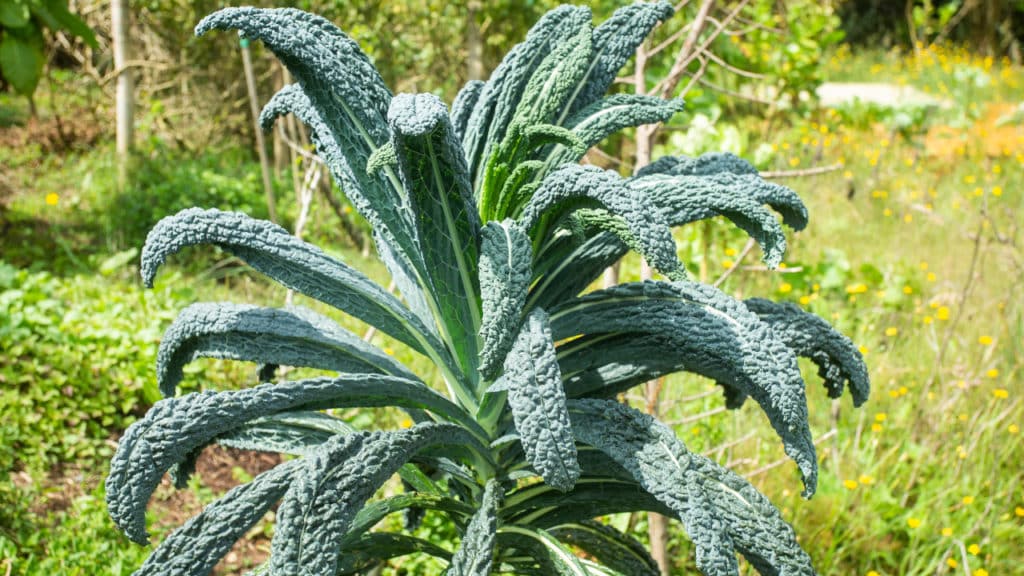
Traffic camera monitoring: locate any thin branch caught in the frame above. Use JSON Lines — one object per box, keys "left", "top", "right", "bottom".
{"left": 760, "top": 163, "right": 842, "bottom": 179}
{"left": 678, "top": 53, "right": 711, "bottom": 97}
{"left": 745, "top": 429, "right": 837, "bottom": 478}
{"left": 741, "top": 265, "right": 804, "bottom": 273}
{"left": 665, "top": 406, "right": 727, "bottom": 426}
{"left": 700, "top": 46, "right": 765, "bottom": 79}
{"left": 713, "top": 237, "right": 755, "bottom": 287}
{"left": 932, "top": 206, "right": 987, "bottom": 384}
{"left": 586, "top": 146, "right": 630, "bottom": 169}
{"left": 649, "top": 25, "right": 691, "bottom": 58}
{"left": 693, "top": 74, "right": 774, "bottom": 105}
{"left": 656, "top": 0, "right": 715, "bottom": 98}
{"left": 657, "top": 0, "right": 751, "bottom": 99}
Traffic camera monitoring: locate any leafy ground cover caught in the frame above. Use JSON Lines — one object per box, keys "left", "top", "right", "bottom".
{"left": 1, "top": 46, "right": 1021, "bottom": 575}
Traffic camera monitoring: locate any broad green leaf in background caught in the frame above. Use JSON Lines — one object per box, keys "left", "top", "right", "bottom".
{"left": 0, "top": 26, "right": 44, "bottom": 96}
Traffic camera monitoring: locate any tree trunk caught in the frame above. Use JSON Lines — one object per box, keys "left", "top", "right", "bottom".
{"left": 111, "top": 0, "right": 134, "bottom": 186}
{"left": 466, "top": 1, "right": 485, "bottom": 81}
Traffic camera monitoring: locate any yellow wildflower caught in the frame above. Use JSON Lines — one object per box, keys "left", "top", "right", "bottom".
{"left": 859, "top": 345, "right": 869, "bottom": 355}
{"left": 843, "top": 479, "right": 858, "bottom": 490}
{"left": 871, "top": 423, "right": 883, "bottom": 432}
{"left": 778, "top": 282, "right": 793, "bottom": 294}
{"left": 789, "top": 157, "right": 800, "bottom": 167}
{"left": 875, "top": 413, "right": 887, "bottom": 422}
{"left": 799, "top": 295, "right": 811, "bottom": 306}
{"left": 941, "top": 527, "right": 953, "bottom": 537}
{"left": 903, "top": 285, "right": 913, "bottom": 294}
{"left": 885, "top": 327, "right": 898, "bottom": 337}
{"left": 947, "top": 558, "right": 958, "bottom": 568}
{"left": 903, "top": 213, "right": 913, "bottom": 223}
{"left": 974, "top": 569, "right": 988, "bottom": 576}
{"left": 722, "top": 259, "right": 735, "bottom": 269}
{"left": 923, "top": 316, "right": 934, "bottom": 325}
{"left": 907, "top": 518, "right": 921, "bottom": 528}
{"left": 986, "top": 369, "right": 999, "bottom": 379}
{"left": 927, "top": 272, "right": 937, "bottom": 282}
{"left": 1015, "top": 506, "right": 1024, "bottom": 517}
{"left": 399, "top": 418, "right": 413, "bottom": 428}
{"left": 936, "top": 306, "right": 950, "bottom": 320}
{"left": 846, "top": 283, "right": 868, "bottom": 295}
{"left": 724, "top": 247, "right": 737, "bottom": 257}
{"left": 45, "top": 193, "right": 59, "bottom": 206}
{"left": 1009, "top": 424, "right": 1020, "bottom": 434}
{"left": 962, "top": 495, "right": 975, "bottom": 505}
{"left": 967, "top": 543, "right": 980, "bottom": 556}
{"left": 993, "top": 388, "right": 1008, "bottom": 399}
{"left": 866, "top": 571, "right": 880, "bottom": 576}
{"left": 858, "top": 475, "right": 875, "bottom": 485}
{"left": 992, "top": 186, "right": 1002, "bottom": 197}
{"left": 978, "top": 335, "right": 993, "bottom": 345}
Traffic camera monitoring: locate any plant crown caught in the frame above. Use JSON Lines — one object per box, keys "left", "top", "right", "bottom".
{"left": 106, "top": 3, "right": 870, "bottom": 575}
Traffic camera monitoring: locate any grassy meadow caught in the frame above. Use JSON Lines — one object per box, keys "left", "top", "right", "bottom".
{"left": 1, "top": 44, "right": 1022, "bottom": 575}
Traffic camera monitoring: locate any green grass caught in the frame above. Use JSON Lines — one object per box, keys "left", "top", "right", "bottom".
{"left": 2, "top": 47, "right": 1023, "bottom": 575}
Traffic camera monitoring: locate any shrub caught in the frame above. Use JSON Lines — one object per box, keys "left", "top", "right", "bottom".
{"left": 105, "top": 4, "right": 869, "bottom": 575}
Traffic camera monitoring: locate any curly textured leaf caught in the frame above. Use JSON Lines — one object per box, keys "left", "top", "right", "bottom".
{"left": 478, "top": 220, "right": 532, "bottom": 379}
{"left": 462, "top": 5, "right": 591, "bottom": 185}
{"left": 523, "top": 165, "right": 684, "bottom": 279}
{"left": 559, "top": 1, "right": 674, "bottom": 120}
{"left": 499, "top": 526, "right": 590, "bottom": 576}
{"left": 106, "top": 376, "right": 483, "bottom": 543}
{"left": 630, "top": 172, "right": 806, "bottom": 268}
{"left": 550, "top": 281, "right": 817, "bottom": 496}
{"left": 141, "top": 208, "right": 455, "bottom": 374}
{"left": 132, "top": 459, "right": 302, "bottom": 576}
{"left": 549, "top": 95, "right": 684, "bottom": 166}
{"left": 270, "top": 425, "right": 474, "bottom": 575}
{"left": 213, "top": 411, "right": 354, "bottom": 456}
{"left": 744, "top": 298, "right": 870, "bottom": 406}
{"left": 156, "top": 302, "right": 416, "bottom": 397}
{"left": 478, "top": 20, "right": 594, "bottom": 221}
{"left": 635, "top": 152, "right": 808, "bottom": 231}
{"left": 203, "top": 10, "right": 429, "bottom": 308}
{"left": 389, "top": 93, "right": 482, "bottom": 375}
{"left": 504, "top": 309, "right": 579, "bottom": 491}
{"left": 448, "top": 479, "right": 503, "bottom": 576}
{"left": 548, "top": 521, "right": 660, "bottom": 576}
{"left": 345, "top": 493, "right": 475, "bottom": 543}
{"left": 509, "top": 24, "right": 592, "bottom": 131}
{"left": 451, "top": 80, "right": 485, "bottom": 143}
{"left": 636, "top": 151, "right": 759, "bottom": 178}
{"left": 558, "top": 332, "right": 690, "bottom": 398}
{"left": 569, "top": 399, "right": 816, "bottom": 576}
{"left": 336, "top": 533, "right": 453, "bottom": 575}
{"left": 527, "top": 231, "right": 625, "bottom": 311}
{"left": 503, "top": 479, "right": 672, "bottom": 528}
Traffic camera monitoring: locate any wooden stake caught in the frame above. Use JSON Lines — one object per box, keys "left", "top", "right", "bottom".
{"left": 240, "top": 35, "right": 278, "bottom": 223}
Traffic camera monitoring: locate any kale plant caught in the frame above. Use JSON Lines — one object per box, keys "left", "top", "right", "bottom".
{"left": 106, "top": 4, "right": 870, "bottom": 575}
